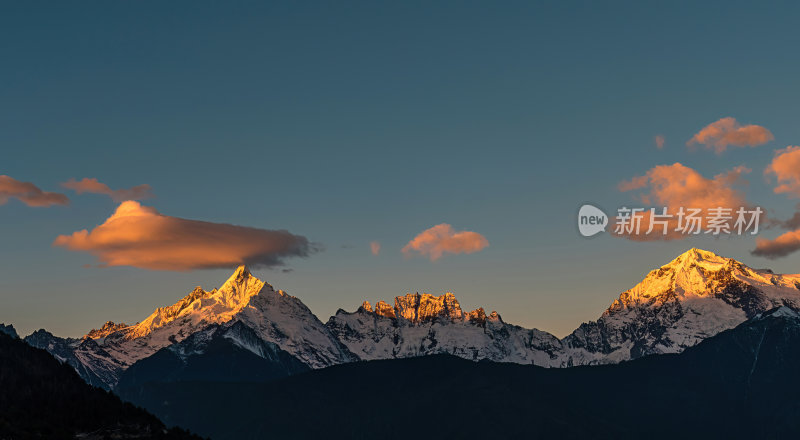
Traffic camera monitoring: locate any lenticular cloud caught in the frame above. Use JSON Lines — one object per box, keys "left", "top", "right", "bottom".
{"left": 54, "top": 201, "right": 315, "bottom": 271}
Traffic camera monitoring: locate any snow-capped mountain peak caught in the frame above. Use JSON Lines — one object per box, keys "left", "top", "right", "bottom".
{"left": 564, "top": 248, "right": 800, "bottom": 365}
{"left": 30, "top": 266, "right": 354, "bottom": 389}
{"left": 216, "top": 265, "right": 266, "bottom": 306}
{"left": 668, "top": 247, "right": 725, "bottom": 266}
{"left": 606, "top": 248, "right": 800, "bottom": 316}
{"left": 125, "top": 265, "right": 268, "bottom": 340}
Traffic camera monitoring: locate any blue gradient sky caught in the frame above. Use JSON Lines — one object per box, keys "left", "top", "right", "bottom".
{"left": 2, "top": 1, "right": 799, "bottom": 338}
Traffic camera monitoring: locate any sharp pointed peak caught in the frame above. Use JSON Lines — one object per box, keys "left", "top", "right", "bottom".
{"left": 217, "top": 264, "right": 269, "bottom": 301}
{"left": 126, "top": 264, "right": 269, "bottom": 340}
{"left": 233, "top": 264, "right": 251, "bottom": 277}
{"left": 222, "top": 264, "right": 261, "bottom": 287}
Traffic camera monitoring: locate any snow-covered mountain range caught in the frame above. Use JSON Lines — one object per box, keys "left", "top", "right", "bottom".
{"left": 22, "top": 248, "right": 800, "bottom": 388}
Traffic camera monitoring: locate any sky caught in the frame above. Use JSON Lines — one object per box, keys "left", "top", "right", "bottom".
{"left": 2, "top": 1, "right": 800, "bottom": 338}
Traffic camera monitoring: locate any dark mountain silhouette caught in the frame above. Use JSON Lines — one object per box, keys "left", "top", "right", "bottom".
{"left": 0, "top": 332, "right": 203, "bottom": 439}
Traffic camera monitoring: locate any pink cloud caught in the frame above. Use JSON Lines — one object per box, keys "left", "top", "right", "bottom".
{"left": 614, "top": 163, "right": 752, "bottom": 241}
{"left": 370, "top": 241, "right": 381, "bottom": 256}
{"left": 62, "top": 178, "right": 153, "bottom": 202}
{"left": 0, "top": 175, "right": 69, "bottom": 207}
{"left": 765, "top": 146, "right": 800, "bottom": 198}
{"left": 687, "top": 117, "right": 773, "bottom": 154}
{"left": 402, "top": 224, "right": 489, "bottom": 261}
{"left": 655, "top": 135, "right": 665, "bottom": 149}
{"left": 53, "top": 201, "right": 314, "bottom": 271}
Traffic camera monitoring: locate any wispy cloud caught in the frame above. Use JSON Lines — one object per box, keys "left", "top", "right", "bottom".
{"left": 655, "top": 135, "right": 665, "bottom": 149}
{"left": 370, "top": 241, "right": 381, "bottom": 256}
{"left": 54, "top": 201, "right": 316, "bottom": 271}
{"left": 62, "top": 178, "right": 153, "bottom": 202}
{"left": 402, "top": 223, "right": 488, "bottom": 261}
{"left": 0, "top": 175, "right": 69, "bottom": 207}
{"left": 687, "top": 117, "right": 773, "bottom": 154}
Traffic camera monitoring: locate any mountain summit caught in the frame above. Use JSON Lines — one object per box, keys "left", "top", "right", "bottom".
{"left": 562, "top": 247, "right": 800, "bottom": 364}
{"left": 126, "top": 264, "right": 265, "bottom": 340}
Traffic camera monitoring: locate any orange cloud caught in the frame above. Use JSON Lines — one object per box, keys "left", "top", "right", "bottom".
{"left": 655, "top": 135, "right": 665, "bottom": 149}
{"left": 752, "top": 229, "right": 800, "bottom": 259}
{"left": 62, "top": 178, "right": 153, "bottom": 202}
{"left": 614, "top": 163, "right": 752, "bottom": 241}
{"left": 402, "top": 224, "right": 488, "bottom": 261}
{"left": 53, "top": 201, "right": 314, "bottom": 271}
{"left": 0, "top": 175, "right": 69, "bottom": 207}
{"left": 370, "top": 241, "right": 381, "bottom": 256}
{"left": 687, "top": 117, "right": 773, "bottom": 154}
{"left": 765, "top": 146, "right": 800, "bottom": 198}
{"left": 617, "top": 175, "right": 648, "bottom": 192}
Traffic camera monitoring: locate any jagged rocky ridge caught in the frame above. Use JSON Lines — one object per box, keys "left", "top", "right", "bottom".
{"left": 326, "top": 293, "right": 563, "bottom": 365}
{"left": 23, "top": 248, "right": 800, "bottom": 387}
